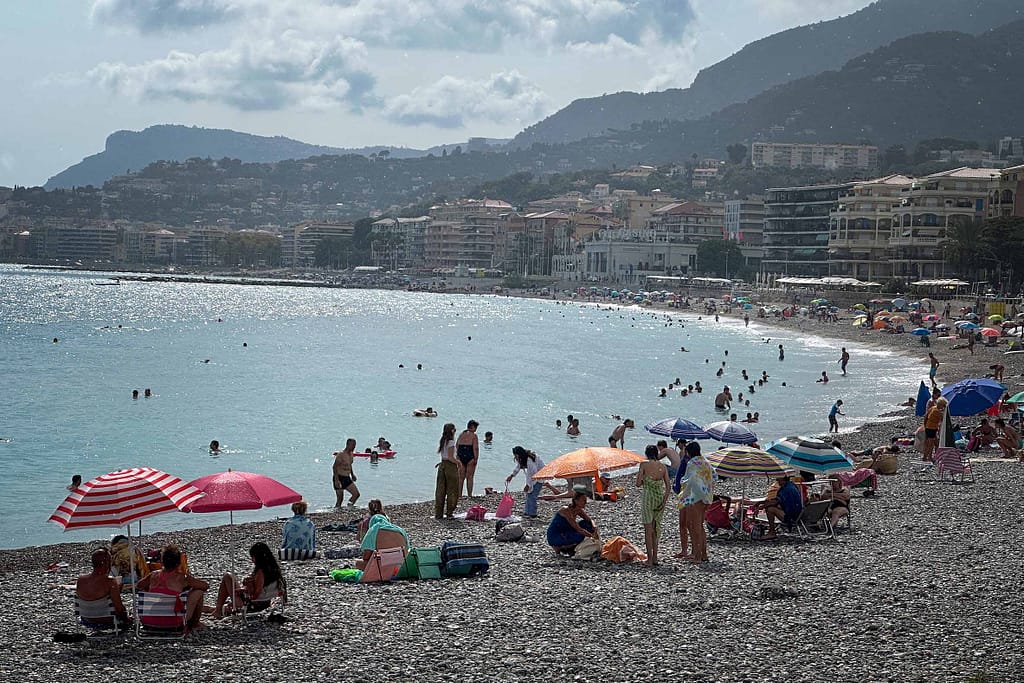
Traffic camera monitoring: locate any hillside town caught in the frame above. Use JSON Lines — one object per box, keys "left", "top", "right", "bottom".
{"left": 2, "top": 139, "right": 1023, "bottom": 291}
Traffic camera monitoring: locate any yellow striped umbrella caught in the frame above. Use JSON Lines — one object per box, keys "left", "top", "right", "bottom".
{"left": 705, "top": 446, "right": 794, "bottom": 478}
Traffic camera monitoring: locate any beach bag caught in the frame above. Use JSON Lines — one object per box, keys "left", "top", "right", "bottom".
{"left": 495, "top": 488, "right": 514, "bottom": 518}
{"left": 495, "top": 522, "right": 525, "bottom": 542}
{"left": 573, "top": 535, "right": 601, "bottom": 560}
{"left": 440, "top": 542, "right": 489, "bottom": 577}
{"left": 466, "top": 505, "right": 488, "bottom": 521}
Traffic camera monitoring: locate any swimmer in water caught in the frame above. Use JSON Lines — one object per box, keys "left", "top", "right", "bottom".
{"left": 67, "top": 474, "right": 82, "bottom": 492}
{"left": 209, "top": 440, "right": 221, "bottom": 454}
{"left": 132, "top": 389, "right": 139, "bottom": 399}
{"left": 413, "top": 407, "right": 438, "bottom": 417}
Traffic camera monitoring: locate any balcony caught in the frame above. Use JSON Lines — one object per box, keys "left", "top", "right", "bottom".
{"left": 828, "top": 237, "right": 882, "bottom": 249}
{"left": 888, "top": 236, "right": 943, "bottom": 247}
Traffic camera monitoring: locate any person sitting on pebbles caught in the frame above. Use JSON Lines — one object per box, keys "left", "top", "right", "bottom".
{"left": 546, "top": 491, "right": 598, "bottom": 555}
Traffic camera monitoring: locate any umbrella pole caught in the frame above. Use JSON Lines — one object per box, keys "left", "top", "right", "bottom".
{"left": 128, "top": 524, "right": 140, "bottom": 638}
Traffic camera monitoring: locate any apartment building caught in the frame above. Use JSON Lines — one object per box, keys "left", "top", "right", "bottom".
{"left": 124, "top": 227, "right": 179, "bottom": 264}
{"left": 889, "top": 167, "right": 999, "bottom": 281}
{"left": 27, "top": 223, "right": 119, "bottom": 262}
{"left": 751, "top": 142, "right": 878, "bottom": 171}
{"left": 369, "top": 216, "right": 429, "bottom": 269}
{"left": 991, "top": 164, "right": 1024, "bottom": 218}
{"left": 762, "top": 183, "right": 850, "bottom": 277}
{"left": 827, "top": 175, "right": 912, "bottom": 281}
{"left": 424, "top": 198, "right": 512, "bottom": 270}
{"left": 724, "top": 197, "right": 765, "bottom": 246}
{"left": 280, "top": 221, "right": 354, "bottom": 268}
{"left": 623, "top": 192, "right": 679, "bottom": 230}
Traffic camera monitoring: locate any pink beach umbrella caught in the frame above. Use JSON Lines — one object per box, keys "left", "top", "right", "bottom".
{"left": 185, "top": 469, "right": 302, "bottom": 521}
{"left": 185, "top": 470, "right": 303, "bottom": 578}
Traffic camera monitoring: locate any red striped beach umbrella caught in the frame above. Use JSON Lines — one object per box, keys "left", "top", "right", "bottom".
{"left": 49, "top": 467, "right": 204, "bottom": 530}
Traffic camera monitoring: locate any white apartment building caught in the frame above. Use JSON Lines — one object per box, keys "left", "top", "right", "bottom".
{"left": 280, "top": 221, "right": 354, "bottom": 268}
{"left": 751, "top": 142, "right": 878, "bottom": 171}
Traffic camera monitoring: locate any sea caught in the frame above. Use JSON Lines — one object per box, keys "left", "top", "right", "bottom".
{"left": 0, "top": 265, "right": 923, "bottom": 549}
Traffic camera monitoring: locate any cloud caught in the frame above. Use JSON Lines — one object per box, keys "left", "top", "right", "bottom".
{"left": 90, "top": 0, "right": 245, "bottom": 33}
{"left": 87, "top": 31, "right": 375, "bottom": 111}
{"left": 383, "top": 70, "right": 550, "bottom": 128}
{"left": 92, "top": 0, "right": 698, "bottom": 52}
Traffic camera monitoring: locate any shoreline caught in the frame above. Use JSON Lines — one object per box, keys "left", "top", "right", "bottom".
{"left": 5, "top": 279, "right": 1024, "bottom": 679}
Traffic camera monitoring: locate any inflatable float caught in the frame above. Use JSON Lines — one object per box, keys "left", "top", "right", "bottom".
{"left": 354, "top": 450, "right": 396, "bottom": 459}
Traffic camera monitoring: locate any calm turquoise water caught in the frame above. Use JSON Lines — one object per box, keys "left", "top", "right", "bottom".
{"left": 0, "top": 265, "right": 920, "bottom": 549}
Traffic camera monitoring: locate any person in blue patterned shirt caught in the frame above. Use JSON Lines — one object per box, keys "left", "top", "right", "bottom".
{"left": 282, "top": 500, "right": 316, "bottom": 552}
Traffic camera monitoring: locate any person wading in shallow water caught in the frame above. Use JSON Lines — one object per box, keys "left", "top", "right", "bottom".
{"left": 332, "top": 438, "right": 359, "bottom": 507}
{"left": 456, "top": 420, "right": 480, "bottom": 498}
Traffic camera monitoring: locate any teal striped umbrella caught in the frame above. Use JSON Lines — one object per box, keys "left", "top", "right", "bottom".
{"left": 705, "top": 446, "right": 794, "bottom": 478}
{"left": 765, "top": 436, "right": 854, "bottom": 473}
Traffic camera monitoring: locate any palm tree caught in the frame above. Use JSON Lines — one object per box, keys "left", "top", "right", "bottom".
{"left": 943, "top": 219, "right": 991, "bottom": 281}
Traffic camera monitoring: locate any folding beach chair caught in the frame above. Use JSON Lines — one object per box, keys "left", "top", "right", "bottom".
{"left": 794, "top": 499, "right": 835, "bottom": 539}
{"left": 74, "top": 596, "right": 128, "bottom": 638}
{"left": 934, "top": 447, "right": 975, "bottom": 483}
{"left": 360, "top": 548, "right": 406, "bottom": 583}
{"left": 136, "top": 591, "right": 189, "bottom": 640}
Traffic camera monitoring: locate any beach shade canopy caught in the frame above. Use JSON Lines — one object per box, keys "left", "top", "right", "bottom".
{"left": 705, "top": 446, "right": 793, "bottom": 478}
{"left": 988, "top": 315, "right": 1004, "bottom": 323}
{"left": 940, "top": 378, "right": 1007, "bottom": 416}
{"left": 49, "top": 467, "right": 204, "bottom": 531}
{"left": 1006, "top": 391, "right": 1024, "bottom": 404}
{"left": 980, "top": 327, "right": 1002, "bottom": 337}
{"left": 956, "top": 321, "right": 979, "bottom": 330}
{"left": 533, "top": 447, "right": 645, "bottom": 481}
{"left": 765, "top": 436, "right": 855, "bottom": 474}
{"left": 916, "top": 381, "right": 931, "bottom": 417}
{"left": 853, "top": 303, "right": 867, "bottom": 310}
{"left": 644, "top": 418, "right": 710, "bottom": 440}
{"left": 923, "top": 314, "right": 940, "bottom": 322}
{"left": 911, "top": 328, "right": 931, "bottom": 336}
{"left": 892, "top": 298, "right": 908, "bottom": 310}
{"left": 704, "top": 421, "right": 758, "bottom": 445}
{"left": 185, "top": 470, "right": 302, "bottom": 514}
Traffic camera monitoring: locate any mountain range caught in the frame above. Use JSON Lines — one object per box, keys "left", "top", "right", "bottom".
{"left": 40, "top": 0, "right": 1024, "bottom": 193}
{"left": 510, "top": 0, "right": 1023, "bottom": 148}
{"left": 43, "top": 126, "right": 506, "bottom": 190}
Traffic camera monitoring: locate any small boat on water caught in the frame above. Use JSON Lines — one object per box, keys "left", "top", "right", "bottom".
{"left": 94, "top": 279, "right": 122, "bottom": 286}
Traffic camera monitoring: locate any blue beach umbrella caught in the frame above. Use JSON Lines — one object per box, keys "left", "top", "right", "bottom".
{"left": 911, "top": 328, "right": 931, "bottom": 336}
{"left": 915, "top": 381, "right": 931, "bottom": 417}
{"left": 765, "top": 436, "right": 855, "bottom": 474}
{"left": 644, "top": 418, "right": 710, "bottom": 440}
{"left": 940, "top": 378, "right": 1006, "bottom": 416}
{"left": 956, "top": 321, "right": 979, "bottom": 330}
{"left": 703, "top": 421, "right": 758, "bottom": 445}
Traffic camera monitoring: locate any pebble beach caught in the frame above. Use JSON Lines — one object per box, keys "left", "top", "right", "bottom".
{"left": 4, "top": 300, "right": 1023, "bottom": 682}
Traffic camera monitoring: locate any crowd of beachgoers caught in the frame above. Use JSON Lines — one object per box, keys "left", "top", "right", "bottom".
{"left": 5, "top": 288, "right": 1024, "bottom": 681}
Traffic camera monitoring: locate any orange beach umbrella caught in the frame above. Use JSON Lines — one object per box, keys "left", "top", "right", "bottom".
{"left": 533, "top": 447, "right": 645, "bottom": 482}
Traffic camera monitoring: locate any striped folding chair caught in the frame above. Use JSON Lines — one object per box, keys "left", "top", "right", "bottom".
{"left": 136, "top": 591, "right": 189, "bottom": 640}
{"left": 934, "top": 447, "right": 975, "bottom": 483}
{"left": 74, "top": 596, "right": 126, "bottom": 636}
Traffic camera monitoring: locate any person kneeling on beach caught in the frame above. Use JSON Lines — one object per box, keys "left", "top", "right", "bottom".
{"left": 214, "top": 542, "right": 286, "bottom": 619}
{"left": 138, "top": 544, "right": 209, "bottom": 629}
{"left": 546, "top": 491, "right": 598, "bottom": 555}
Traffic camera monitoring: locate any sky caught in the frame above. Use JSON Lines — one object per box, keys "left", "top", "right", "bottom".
{"left": 0, "top": 0, "right": 873, "bottom": 187}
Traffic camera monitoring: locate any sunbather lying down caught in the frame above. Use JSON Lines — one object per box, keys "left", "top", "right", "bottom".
{"left": 539, "top": 475, "right": 619, "bottom": 501}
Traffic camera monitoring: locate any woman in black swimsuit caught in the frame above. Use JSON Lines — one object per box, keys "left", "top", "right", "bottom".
{"left": 456, "top": 420, "right": 480, "bottom": 498}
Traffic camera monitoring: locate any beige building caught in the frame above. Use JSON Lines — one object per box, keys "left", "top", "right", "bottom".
{"left": 990, "top": 164, "right": 1024, "bottom": 219}
{"left": 424, "top": 198, "right": 512, "bottom": 270}
{"left": 888, "top": 167, "right": 999, "bottom": 281}
{"left": 751, "top": 142, "right": 878, "bottom": 171}
{"left": 828, "top": 175, "right": 912, "bottom": 281}
{"left": 623, "top": 192, "right": 679, "bottom": 230}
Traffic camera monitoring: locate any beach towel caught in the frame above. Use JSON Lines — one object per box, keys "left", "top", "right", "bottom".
{"left": 838, "top": 469, "right": 877, "bottom": 490}
{"left": 600, "top": 536, "right": 647, "bottom": 564}
{"left": 359, "top": 514, "right": 409, "bottom": 552}
{"left": 641, "top": 477, "right": 667, "bottom": 536}
{"left": 453, "top": 511, "right": 522, "bottom": 522}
